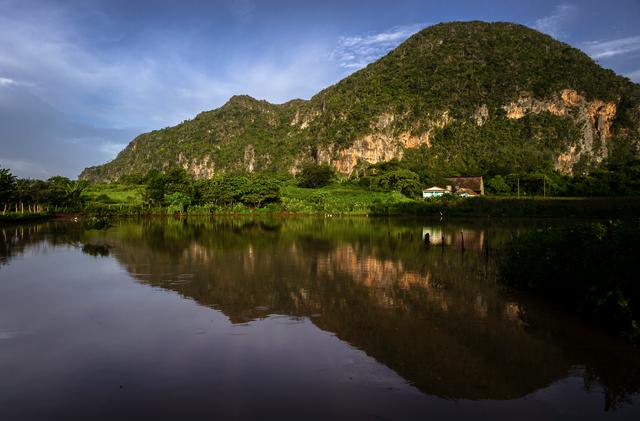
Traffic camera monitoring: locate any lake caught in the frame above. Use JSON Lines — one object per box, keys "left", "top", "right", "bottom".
{"left": 0, "top": 217, "right": 639, "bottom": 420}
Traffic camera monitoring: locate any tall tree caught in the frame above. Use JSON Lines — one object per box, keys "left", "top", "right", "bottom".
{"left": 0, "top": 168, "right": 17, "bottom": 207}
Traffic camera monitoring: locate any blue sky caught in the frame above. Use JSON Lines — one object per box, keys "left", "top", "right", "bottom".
{"left": 1, "top": 0, "right": 639, "bottom": 178}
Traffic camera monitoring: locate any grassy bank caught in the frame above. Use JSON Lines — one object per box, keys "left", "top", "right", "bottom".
{"left": 70, "top": 190, "right": 640, "bottom": 218}
{"left": 280, "top": 186, "right": 640, "bottom": 218}
{"left": 279, "top": 185, "right": 413, "bottom": 214}
{"left": 7, "top": 180, "right": 640, "bottom": 219}
{"left": 381, "top": 196, "right": 640, "bottom": 218}
{"left": 0, "top": 212, "right": 52, "bottom": 225}
{"left": 82, "top": 183, "right": 144, "bottom": 206}
{"left": 499, "top": 221, "right": 640, "bottom": 343}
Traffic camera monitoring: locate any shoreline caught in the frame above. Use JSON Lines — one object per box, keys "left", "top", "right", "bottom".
{"left": 3, "top": 195, "right": 640, "bottom": 226}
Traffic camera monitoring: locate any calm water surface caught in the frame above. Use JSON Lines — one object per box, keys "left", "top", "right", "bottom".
{"left": 0, "top": 217, "right": 639, "bottom": 420}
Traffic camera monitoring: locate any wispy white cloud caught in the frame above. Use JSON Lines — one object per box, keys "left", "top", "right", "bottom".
{"left": 331, "top": 23, "right": 426, "bottom": 69}
{"left": 0, "top": 76, "right": 33, "bottom": 88}
{"left": 583, "top": 36, "right": 640, "bottom": 59}
{"left": 534, "top": 4, "right": 576, "bottom": 39}
{"left": 0, "top": 2, "right": 336, "bottom": 129}
{"left": 0, "top": 77, "right": 17, "bottom": 87}
{"left": 0, "top": 1, "right": 341, "bottom": 177}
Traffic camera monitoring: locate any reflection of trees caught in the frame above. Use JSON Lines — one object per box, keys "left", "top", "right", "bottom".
{"left": 92, "top": 217, "right": 640, "bottom": 404}
{"left": 3, "top": 218, "right": 640, "bottom": 407}
{"left": 516, "top": 295, "right": 640, "bottom": 411}
{"left": 1, "top": 223, "right": 85, "bottom": 267}
{"left": 81, "top": 243, "right": 110, "bottom": 257}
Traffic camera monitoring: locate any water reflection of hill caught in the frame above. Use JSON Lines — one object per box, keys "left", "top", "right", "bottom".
{"left": 3, "top": 218, "right": 639, "bottom": 407}
{"left": 82, "top": 217, "right": 638, "bottom": 404}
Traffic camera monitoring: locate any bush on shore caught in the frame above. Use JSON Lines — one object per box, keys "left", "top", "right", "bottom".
{"left": 499, "top": 221, "right": 640, "bottom": 343}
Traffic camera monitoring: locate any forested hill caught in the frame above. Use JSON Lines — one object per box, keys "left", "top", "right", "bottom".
{"left": 80, "top": 21, "right": 640, "bottom": 183}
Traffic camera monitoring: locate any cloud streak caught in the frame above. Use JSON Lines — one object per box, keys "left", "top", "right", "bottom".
{"left": 0, "top": 77, "right": 17, "bottom": 87}
{"left": 583, "top": 35, "right": 640, "bottom": 59}
{"left": 0, "top": 1, "right": 339, "bottom": 177}
{"left": 332, "top": 23, "right": 426, "bottom": 69}
{"left": 534, "top": 4, "right": 576, "bottom": 39}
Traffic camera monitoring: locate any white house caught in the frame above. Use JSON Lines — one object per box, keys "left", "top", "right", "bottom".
{"left": 422, "top": 186, "right": 450, "bottom": 198}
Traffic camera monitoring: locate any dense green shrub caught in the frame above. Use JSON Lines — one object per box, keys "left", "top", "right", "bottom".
{"left": 499, "top": 221, "right": 640, "bottom": 342}
{"left": 0, "top": 168, "right": 17, "bottom": 207}
{"left": 486, "top": 175, "right": 511, "bottom": 195}
{"left": 297, "top": 164, "right": 335, "bottom": 188}
{"left": 83, "top": 215, "right": 113, "bottom": 230}
{"left": 375, "top": 169, "right": 422, "bottom": 198}
{"left": 167, "top": 192, "right": 192, "bottom": 214}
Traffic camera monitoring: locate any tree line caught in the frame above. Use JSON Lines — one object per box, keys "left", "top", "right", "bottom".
{"left": 2, "top": 157, "right": 640, "bottom": 216}
{"left": 1, "top": 169, "right": 86, "bottom": 213}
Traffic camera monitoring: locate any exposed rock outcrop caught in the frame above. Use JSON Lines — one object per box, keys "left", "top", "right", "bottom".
{"left": 316, "top": 111, "right": 450, "bottom": 175}
{"left": 178, "top": 153, "right": 216, "bottom": 179}
{"left": 244, "top": 145, "right": 256, "bottom": 173}
{"left": 503, "top": 89, "right": 617, "bottom": 174}
{"left": 332, "top": 132, "right": 421, "bottom": 173}
{"left": 473, "top": 105, "right": 489, "bottom": 126}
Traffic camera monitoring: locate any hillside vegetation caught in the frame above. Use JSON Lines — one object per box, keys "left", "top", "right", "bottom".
{"left": 80, "top": 21, "right": 640, "bottom": 184}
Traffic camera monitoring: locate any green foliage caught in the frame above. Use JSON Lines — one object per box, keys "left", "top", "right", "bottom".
{"left": 166, "top": 192, "right": 192, "bottom": 214}
{"left": 372, "top": 169, "right": 422, "bottom": 198}
{"left": 499, "top": 221, "right": 640, "bottom": 342}
{"left": 401, "top": 113, "right": 581, "bottom": 181}
{"left": 565, "top": 159, "right": 640, "bottom": 196}
{"left": 0, "top": 212, "right": 50, "bottom": 223}
{"left": 239, "top": 175, "right": 281, "bottom": 207}
{"left": 118, "top": 173, "right": 146, "bottom": 185}
{"left": 144, "top": 170, "right": 167, "bottom": 204}
{"left": 195, "top": 174, "right": 282, "bottom": 209}
{"left": 94, "top": 193, "right": 115, "bottom": 204}
{"left": 486, "top": 175, "right": 511, "bottom": 195}
{"left": 281, "top": 185, "right": 412, "bottom": 214}
{"left": 197, "top": 174, "right": 249, "bottom": 206}
{"left": 83, "top": 215, "right": 113, "bottom": 230}
{"left": 0, "top": 168, "right": 17, "bottom": 205}
{"left": 23, "top": 177, "right": 88, "bottom": 210}
{"left": 164, "top": 168, "right": 193, "bottom": 195}
{"left": 14, "top": 179, "right": 50, "bottom": 205}
{"left": 82, "top": 184, "right": 144, "bottom": 206}
{"left": 297, "top": 164, "right": 335, "bottom": 188}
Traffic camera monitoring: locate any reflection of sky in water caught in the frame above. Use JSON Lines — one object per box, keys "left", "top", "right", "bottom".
{"left": 0, "top": 219, "right": 639, "bottom": 420}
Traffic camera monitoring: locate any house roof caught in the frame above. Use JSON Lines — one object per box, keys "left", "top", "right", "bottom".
{"left": 424, "top": 186, "right": 448, "bottom": 192}
{"left": 446, "top": 176, "right": 483, "bottom": 192}
{"left": 456, "top": 188, "right": 478, "bottom": 196}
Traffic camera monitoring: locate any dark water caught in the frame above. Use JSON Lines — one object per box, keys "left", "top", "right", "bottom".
{"left": 0, "top": 217, "right": 639, "bottom": 420}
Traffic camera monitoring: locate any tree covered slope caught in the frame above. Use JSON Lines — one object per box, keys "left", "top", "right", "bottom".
{"left": 80, "top": 21, "right": 640, "bottom": 182}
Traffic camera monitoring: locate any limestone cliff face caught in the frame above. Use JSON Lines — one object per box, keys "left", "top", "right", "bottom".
{"left": 327, "top": 131, "right": 427, "bottom": 174}
{"left": 503, "top": 89, "right": 617, "bottom": 174}
{"left": 305, "top": 111, "right": 450, "bottom": 175}
{"left": 290, "top": 109, "right": 321, "bottom": 129}
{"left": 306, "top": 89, "right": 620, "bottom": 176}
{"left": 177, "top": 153, "right": 216, "bottom": 179}
{"left": 243, "top": 145, "right": 256, "bottom": 173}
{"left": 86, "top": 87, "right": 625, "bottom": 182}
